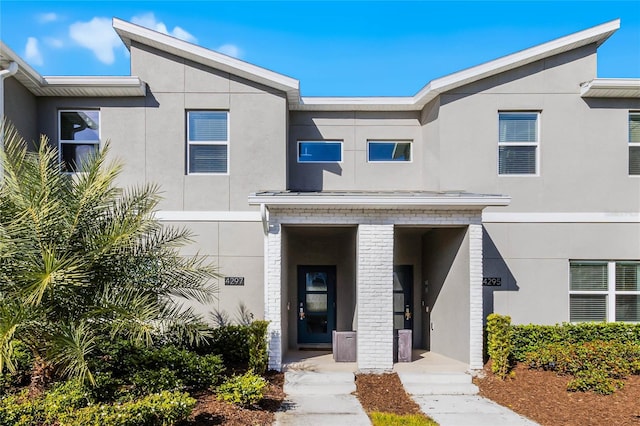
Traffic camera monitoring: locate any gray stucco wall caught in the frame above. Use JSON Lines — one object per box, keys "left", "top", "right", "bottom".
{"left": 421, "top": 227, "right": 470, "bottom": 363}
{"left": 4, "top": 77, "right": 37, "bottom": 144}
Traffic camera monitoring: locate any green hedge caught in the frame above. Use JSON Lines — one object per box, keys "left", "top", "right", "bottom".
{"left": 511, "top": 322, "right": 640, "bottom": 361}
{"left": 486, "top": 314, "right": 512, "bottom": 379}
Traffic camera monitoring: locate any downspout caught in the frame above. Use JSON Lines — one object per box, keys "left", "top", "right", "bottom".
{"left": 0, "top": 61, "right": 19, "bottom": 178}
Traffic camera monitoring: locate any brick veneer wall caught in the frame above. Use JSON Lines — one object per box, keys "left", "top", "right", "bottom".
{"left": 264, "top": 207, "right": 483, "bottom": 371}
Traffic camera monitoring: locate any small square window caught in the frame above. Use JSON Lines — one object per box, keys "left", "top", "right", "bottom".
{"left": 367, "top": 141, "right": 412, "bottom": 162}
{"left": 187, "top": 111, "right": 229, "bottom": 174}
{"left": 498, "top": 112, "right": 539, "bottom": 175}
{"left": 58, "top": 110, "right": 100, "bottom": 173}
{"left": 297, "top": 141, "right": 342, "bottom": 163}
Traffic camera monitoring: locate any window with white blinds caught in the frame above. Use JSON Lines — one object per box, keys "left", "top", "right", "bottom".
{"left": 629, "top": 113, "right": 640, "bottom": 175}
{"left": 187, "top": 111, "right": 229, "bottom": 174}
{"left": 498, "top": 112, "right": 539, "bottom": 175}
{"left": 569, "top": 261, "right": 640, "bottom": 322}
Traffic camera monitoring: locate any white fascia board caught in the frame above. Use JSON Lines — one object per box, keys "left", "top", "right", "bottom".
{"left": 0, "top": 41, "right": 44, "bottom": 87}
{"left": 41, "top": 76, "right": 147, "bottom": 96}
{"left": 155, "top": 211, "right": 261, "bottom": 222}
{"left": 112, "top": 18, "right": 299, "bottom": 96}
{"left": 580, "top": 78, "right": 640, "bottom": 97}
{"left": 483, "top": 212, "right": 640, "bottom": 223}
{"left": 249, "top": 194, "right": 511, "bottom": 208}
{"left": 294, "top": 96, "right": 417, "bottom": 111}
{"left": 414, "top": 19, "right": 620, "bottom": 106}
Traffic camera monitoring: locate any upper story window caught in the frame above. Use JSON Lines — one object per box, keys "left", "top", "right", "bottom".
{"left": 498, "top": 112, "right": 539, "bottom": 176}
{"left": 59, "top": 110, "right": 100, "bottom": 173}
{"left": 297, "top": 141, "right": 342, "bottom": 163}
{"left": 569, "top": 261, "right": 640, "bottom": 322}
{"left": 187, "top": 111, "right": 229, "bottom": 174}
{"left": 629, "top": 112, "right": 640, "bottom": 175}
{"left": 367, "top": 141, "right": 412, "bottom": 162}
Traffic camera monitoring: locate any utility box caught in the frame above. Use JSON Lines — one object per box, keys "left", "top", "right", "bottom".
{"left": 397, "top": 329, "right": 412, "bottom": 363}
{"left": 332, "top": 331, "right": 357, "bottom": 362}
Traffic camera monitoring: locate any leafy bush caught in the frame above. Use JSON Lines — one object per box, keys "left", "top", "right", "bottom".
{"left": 486, "top": 314, "right": 513, "bottom": 379}
{"left": 130, "top": 368, "right": 183, "bottom": 396}
{"left": 525, "top": 340, "right": 640, "bottom": 394}
{"left": 217, "top": 370, "right": 267, "bottom": 407}
{"left": 203, "top": 325, "right": 251, "bottom": 365}
{"left": 0, "top": 386, "right": 194, "bottom": 426}
{"left": 511, "top": 322, "right": 640, "bottom": 361}
{"left": 248, "top": 321, "right": 269, "bottom": 375}
{"left": 0, "top": 341, "right": 33, "bottom": 393}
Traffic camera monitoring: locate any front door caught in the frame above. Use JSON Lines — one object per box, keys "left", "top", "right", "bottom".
{"left": 297, "top": 265, "right": 336, "bottom": 345}
{"left": 393, "top": 265, "right": 413, "bottom": 331}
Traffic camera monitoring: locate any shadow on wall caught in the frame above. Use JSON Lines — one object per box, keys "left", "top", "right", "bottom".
{"left": 482, "top": 226, "right": 518, "bottom": 323}
{"left": 288, "top": 122, "right": 343, "bottom": 191}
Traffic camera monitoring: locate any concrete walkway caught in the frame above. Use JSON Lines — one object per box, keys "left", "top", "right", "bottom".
{"left": 275, "top": 351, "right": 538, "bottom": 426}
{"left": 274, "top": 371, "right": 370, "bottom": 426}
{"left": 398, "top": 372, "right": 539, "bottom": 426}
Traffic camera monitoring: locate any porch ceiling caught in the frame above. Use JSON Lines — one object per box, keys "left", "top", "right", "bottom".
{"left": 249, "top": 190, "right": 511, "bottom": 209}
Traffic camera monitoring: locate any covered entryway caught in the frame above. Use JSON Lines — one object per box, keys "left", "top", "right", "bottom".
{"left": 249, "top": 191, "right": 511, "bottom": 372}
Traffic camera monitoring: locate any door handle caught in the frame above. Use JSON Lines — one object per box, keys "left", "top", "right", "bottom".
{"left": 405, "top": 305, "right": 412, "bottom": 320}
{"left": 299, "top": 302, "right": 305, "bottom": 320}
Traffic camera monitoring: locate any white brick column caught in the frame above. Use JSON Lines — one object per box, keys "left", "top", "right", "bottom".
{"left": 357, "top": 223, "right": 394, "bottom": 371}
{"left": 469, "top": 224, "right": 484, "bottom": 370}
{"left": 265, "top": 223, "right": 282, "bottom": 371}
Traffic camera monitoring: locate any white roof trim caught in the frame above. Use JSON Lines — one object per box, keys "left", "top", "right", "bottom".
{"left": 1, "top": 41, "right": 146, "bottom": 97}
{"left": 293, "top": 19, "right": 620, "bottom": 111}
{"left": 580, "top": 78, "right": 640, "bottom": 98}
{"left": 112, "top": 18, "right": 300, "bottom": 103}
{"left": 249, "top": 193, "right": 511, "bottom": 208}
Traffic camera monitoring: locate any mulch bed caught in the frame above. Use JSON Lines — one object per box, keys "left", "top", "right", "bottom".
{"left": 354, "top": 373, "right": 423, "bottom": 415}
{"left": 181, "top": 371, "right": 285, "bottom": 425}
{"left": 475, "top": 363, "right": 640, "bottom": 426}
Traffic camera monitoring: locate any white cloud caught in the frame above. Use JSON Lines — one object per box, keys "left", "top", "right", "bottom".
{"left": 131, "top": 13, "right": 197, "bottom": 43}
{"left": 24, "top": 37, "right": 43, "bottom": 66}
{"left": 44, "top": 37, "right": 64, "bottom": 48}
{"left": 69, "top": 17, "right": 121, "bottom": 64}
{"left": 217, "top": 44, "right": 242, "bottom": 58}
{"left": 38, "top": 12, "right": 58, "bottom": 23}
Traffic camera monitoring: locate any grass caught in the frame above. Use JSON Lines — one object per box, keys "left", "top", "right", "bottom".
{"left": 370, "top": 412, "right": 439, "bottom": 426}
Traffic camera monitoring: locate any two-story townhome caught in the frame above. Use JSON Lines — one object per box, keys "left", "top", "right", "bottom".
{"left": 1, "top": 18, "right": 639, "bottom": 372}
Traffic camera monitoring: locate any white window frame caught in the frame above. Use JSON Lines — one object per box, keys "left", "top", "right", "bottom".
{"left": 568, "top": 260, "right": 640, "bottom": 323}
{"left": 497, "top": 111, "right": 540, "bottom": 177}
{"left": 186, "top": 110, "right": 230, "bottom": 175}
{"left": 629, "top": 112, "right": 640, "bottom": 177}
{"left": 297, "top": 140, "right": 343, "bottom": 163}
{"left": 58, "top": 109, "right": 100, "bottom": 174}
{"left": 366, "top": 140, "right": 413, "bottom": 163}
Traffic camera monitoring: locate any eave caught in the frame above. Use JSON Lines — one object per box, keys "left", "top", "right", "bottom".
{"left": 249, "top": 191, "right": 511, "bottom": 210}
{"left": 580, "top": 78, "right": 640, "bottom": 98}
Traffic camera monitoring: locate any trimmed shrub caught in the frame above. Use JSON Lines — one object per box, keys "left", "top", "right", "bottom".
{"left": 525, "top": 340, "right": 640, "bottom": 394}
{"left": 511, "top": 322, "right": 640, "bottom": 361}
{"left": 205, "top": 325, "right": 251, "bottom": 365}
{"left": 217, "top": 370, "right": 267, "bottom": 407}
{"left": 248, "top": 320, "right": 269, "bottom": 375}
{"left": 486, "top": 314, "right": 513, "bottom": 379}
{"left": 0, "top": 387, "right": 195, "bottom": 426}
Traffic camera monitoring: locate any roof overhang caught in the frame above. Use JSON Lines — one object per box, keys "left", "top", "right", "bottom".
{"left": 112, "top": 18, "right": 300, "bottom": 104}
{"left": 249, "top": 191, "right": 511, "bottom": 210}
{"left": 293, "top": 19, "right": 620, "bottom": 112}
{"left": 580, "top": 78, "right": 640, "bottom": 98}
{"left": 0, "top": 41, "right": 146, "bottom": 97}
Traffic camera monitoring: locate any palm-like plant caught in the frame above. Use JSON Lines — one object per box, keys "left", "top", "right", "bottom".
{"left": 0, "top": 122, "right": 217, "bottom": 393}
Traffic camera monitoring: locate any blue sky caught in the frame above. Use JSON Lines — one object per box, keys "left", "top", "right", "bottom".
{"left": 1, "top": 1, "right": 639, "bottom": 96}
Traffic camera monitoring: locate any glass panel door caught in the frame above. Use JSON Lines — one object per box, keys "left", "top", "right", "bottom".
{"left": 297, "top": 266, "right": 336, "bottom": 344}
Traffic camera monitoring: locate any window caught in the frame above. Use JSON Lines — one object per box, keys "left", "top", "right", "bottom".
{"left": 498, "top": 112, "right": 539, "bottom": 175}
{"left": 59, "top": 110, "right": 100, "bottom": 173}
{"left": 297, "top": 141, "right": 342, "bottom": 163}
{"left": 629, "top": 112, "right": 640, "bottom": 175}
{"left": 569, "top": 261, "right": 640, "bottom": 322}
{"left": 187, "top": 111, "right": 229, "bottom": 174}
{"left": 367, "top": 141, "right": 412, "bottom": 162}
